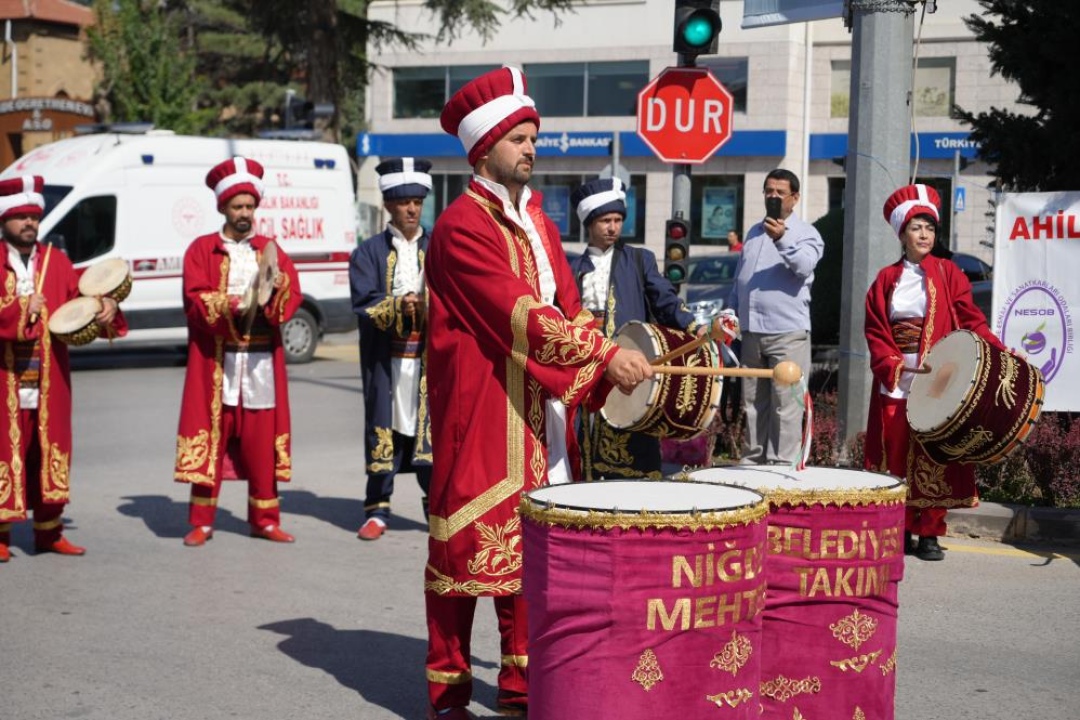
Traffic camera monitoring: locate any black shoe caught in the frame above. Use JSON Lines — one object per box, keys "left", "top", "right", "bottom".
{"left": 915, "top": 536, "right": 945, "bottom": 561}
{"left": 904, "top": 531, "right": 917, "bottom": 555}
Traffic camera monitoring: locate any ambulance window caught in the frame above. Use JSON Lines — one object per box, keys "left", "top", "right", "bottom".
{"left": 45, "top": 195, "right": 116, "bottom": 264}
{"left": 42, "top": 185, "right": 71, "bottom": 217}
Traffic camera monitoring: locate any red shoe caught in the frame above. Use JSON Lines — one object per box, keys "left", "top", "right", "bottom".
{"left": 251, "top": 525, "right": 295, "bottom": 543}
{"left": 183, "top": 527, "right": 213, "bottom": 547}
{"left": 357, "top": 517, "right": 386, "bottom": 541}
{"left": 36, "top": 536, "right": 86, "bottom": 556}
{"left": 426, "top": 707, "right": 475, "bottom": 720}
{"left": 0, "top": 543, "right": 9, "bottom": 562}
{"left": 496, "top": 690, "right": 527, "bottom": 716}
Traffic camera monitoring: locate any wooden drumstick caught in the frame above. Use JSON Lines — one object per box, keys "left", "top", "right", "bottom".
{"left": 651, "top": 318, "right": 722, "bottom": 366}
{"left": 653, "top": 360, "right": 803, "bottom": 386}
{"left": 902, "top": 364, "right": 932, "bottom": 374}
{"left": 28, "top": 243, "right": 54, "bottom": 324}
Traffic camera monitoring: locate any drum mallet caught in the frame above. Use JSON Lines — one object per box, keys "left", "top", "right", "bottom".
{"left": 653, "top": 360, "right": 803, "bottom": 387}
{"left": 650, "top": 317, "right": 724, "bottom": 366}
{"left": 28, "top": 242, "right": 54, "bottom": 324}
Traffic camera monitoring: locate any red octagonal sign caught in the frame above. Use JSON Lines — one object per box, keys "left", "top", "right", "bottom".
{"left": 636, "top": 67, "right": 734, "bottom": 164}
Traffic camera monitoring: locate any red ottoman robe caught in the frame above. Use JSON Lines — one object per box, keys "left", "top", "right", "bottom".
{"left": 425, "top": 180, "right": 619, "bottom": 597}
{"left": 173, "top": 233, "right": 301, "bottom": 487}
{"left": 864, "top": 254, "right": 1005, "bottom": 511}
{"left": 0, "top": 245, "right": 127, "bottom": 521}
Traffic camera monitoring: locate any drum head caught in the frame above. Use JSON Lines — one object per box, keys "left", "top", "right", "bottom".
{"left": 907, "top": 330, "right": 982, "bottom": 432}
{"left": 526, "top": 479, "right": 763, "bottom": 514}
{"left": 601, "top": 322, "right": 661, "bottom": 428}
{"left": 684, "top": 465, "right": 903, "bottom": 492}
{"left": 78, "top": 258, "right": 129, "bottom": 296}
{"left": 48, "top": 296, "right": 100, "bottom": 333}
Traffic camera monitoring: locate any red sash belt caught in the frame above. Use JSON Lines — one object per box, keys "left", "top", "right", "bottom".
{"left": 890, "top": 318, "right": 924, "bottom": 354}
{"left": 391, "top": 331, "right": 423, "bottom": 359}
{"left": 14, "top": 341, "right": 40, "bottom": 389}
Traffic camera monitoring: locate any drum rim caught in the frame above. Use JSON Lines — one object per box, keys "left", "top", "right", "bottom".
{"left": 521, "top": 479, "right": 769, "bottom": 530}
{"left": 674, "top": 467, "right": 908, "bottom": 508}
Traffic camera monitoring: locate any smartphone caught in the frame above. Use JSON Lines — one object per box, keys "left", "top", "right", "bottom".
{"left": 765, "top": 196, "right": 783, "bottom": 220}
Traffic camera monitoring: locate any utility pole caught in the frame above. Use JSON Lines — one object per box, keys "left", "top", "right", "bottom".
{"left": 836, "top": 0, "right": 916, "bottom": 458}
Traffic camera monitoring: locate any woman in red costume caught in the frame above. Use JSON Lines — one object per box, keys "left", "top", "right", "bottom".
{"left": 863, "top": 184, "right": 1005, "bottom": 561}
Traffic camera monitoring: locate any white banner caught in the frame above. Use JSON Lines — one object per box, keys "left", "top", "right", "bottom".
{"left": 993, "top": 192, "right": 1080, "bottom": 411}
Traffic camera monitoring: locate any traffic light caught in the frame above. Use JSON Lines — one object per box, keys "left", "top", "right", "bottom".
{"left": 674, "top": 0, "right": 722, "bottom": 59}
{"left": 664, "top": 217, "right": 691, "bottom": 285}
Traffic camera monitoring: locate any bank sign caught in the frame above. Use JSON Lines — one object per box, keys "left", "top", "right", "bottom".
{"left": 994, "top": 192, "right": 1080, "bottom": 411}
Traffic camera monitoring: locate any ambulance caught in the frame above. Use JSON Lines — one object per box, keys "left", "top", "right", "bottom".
{"left": 0, "top": 129, "right": 358, "bottom": 363}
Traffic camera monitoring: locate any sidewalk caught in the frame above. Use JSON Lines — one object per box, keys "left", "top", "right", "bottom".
{"left": 948, "top": 502, "right": 1080, "bottom": 544}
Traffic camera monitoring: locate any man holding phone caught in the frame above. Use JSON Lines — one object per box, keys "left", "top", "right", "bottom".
{"left": 726, "top": 169, "right": 824, "bottom": 465}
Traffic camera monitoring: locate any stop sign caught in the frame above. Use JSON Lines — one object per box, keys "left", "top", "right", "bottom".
{"left": 636, "top": 67, "right": 734, "bottom": 164}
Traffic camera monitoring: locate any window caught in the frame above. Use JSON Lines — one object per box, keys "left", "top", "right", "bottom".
{"left": 393, "top": 67, "right": 444, "bottom": 119}
{"left": 587, "top": 61, "right": 650, "bottom": 116}
{"left": 697, "top": 58, "right": 748, "bottom": 113}
{"left": 426, "top": 173, "right": 647, "bottom": 244}
{"left": 394, "top": 63, "right": 648, "bottom": 119}
{"left": 832, "top": 58, "right": 955, "bottom": 118}
{"left": 45, "top": 195, "right": 117, "bottom": 264}
{"left": 691, "top": 176, "right": 743, "bottom": 247}
{"left": 914, "top": 58, "right": 955, "bottom": 118}
{"left": 525, "top": 63, "right": 585, "bottom": 117}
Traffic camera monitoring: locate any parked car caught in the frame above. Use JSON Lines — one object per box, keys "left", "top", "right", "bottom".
{"left": 950, "top": 251, "right": 993, "bottom": 282}
{"left": 683, "top": 252, "right": 741, "bottom": 325}
{"left": 950, "top": 252, "right": 993, "bottom": 322}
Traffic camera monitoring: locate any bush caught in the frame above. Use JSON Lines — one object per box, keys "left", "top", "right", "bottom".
{"left": 979, "top": 412, "right": 1080, "bottom": 508}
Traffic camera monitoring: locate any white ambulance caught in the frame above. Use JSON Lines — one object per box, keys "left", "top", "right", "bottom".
{"left": 0, "top": 129, "right": 358, "bottom": 362}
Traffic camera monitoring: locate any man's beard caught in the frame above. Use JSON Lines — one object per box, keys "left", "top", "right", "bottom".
{"left": 2, "top": 228, "right": 37, "bottom": 250}
{"left": 230, "top": 219, "right": 252, "bottom": 235}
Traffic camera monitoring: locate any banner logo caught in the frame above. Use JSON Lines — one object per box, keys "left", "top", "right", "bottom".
{"left": 998, "top": 280, "right": 1074, "bottom": 384}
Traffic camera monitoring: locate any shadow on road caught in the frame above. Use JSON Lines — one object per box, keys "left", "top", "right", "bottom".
{"left": 258, "top": 618, "right": 500, "bottom": 719}
{"left": 280, "top": 488, "right": 428, "bottom": 535}
{"left": 116, "top": 494, "right": 249, "bottom": 539}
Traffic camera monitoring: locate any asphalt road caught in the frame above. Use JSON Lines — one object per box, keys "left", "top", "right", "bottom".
{"left": 1, "top": 340, "right": 1078, "bottom": 720}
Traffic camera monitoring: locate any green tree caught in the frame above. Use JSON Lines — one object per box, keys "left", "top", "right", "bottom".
{"left": 957, "top": 1, "right": 1080, "bottom": 191}
{"left": 87, "top": 0, "right": 212, "bottom": 134}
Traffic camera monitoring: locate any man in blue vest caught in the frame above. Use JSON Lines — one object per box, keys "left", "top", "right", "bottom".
{"left": 349, "top": 157, "right": 434, "bottom": 540}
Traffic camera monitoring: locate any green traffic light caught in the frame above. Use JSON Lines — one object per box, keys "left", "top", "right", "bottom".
{"left": 681, "top": 15, "right": 717, "bottom": 49}
{"left": 666, "top": 266, "right": 686, "bottom": 283}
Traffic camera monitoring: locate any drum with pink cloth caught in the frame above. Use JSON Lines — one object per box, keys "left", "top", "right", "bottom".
{"left": 522, "top": 480, "right": 768, "bottom": 720}
{"left": 683, "top": 466, "right": 906, "bottom": 720}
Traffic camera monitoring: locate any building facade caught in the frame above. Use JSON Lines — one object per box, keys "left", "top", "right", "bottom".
{"left": 0, "top": 0, "right": 97, "bottom": 168}
{"left": 361, "top": 0, "right": 1016, "bottom": 264}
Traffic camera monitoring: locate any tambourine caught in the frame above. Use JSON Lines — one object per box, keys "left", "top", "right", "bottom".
{"left": 48, "top": 297, "right": 103, "bottom": 346}
{"left": 79, "top": 258, "right": 132, "bottom": 303}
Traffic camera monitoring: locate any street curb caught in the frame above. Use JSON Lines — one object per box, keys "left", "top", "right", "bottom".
{"left": 947, "top": 502, "right": 1080, "bottom": 544}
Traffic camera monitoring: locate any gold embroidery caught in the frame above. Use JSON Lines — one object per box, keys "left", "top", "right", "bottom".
{"left": 910, "top": 454, "right": 950, "bottom": 498}
{"left": 424, "top": 563, "right": 521, "bottom": 595}
{"left": 880, "top": 646, "right": 898, "bottom": 676}
{"left": 249, "top": 496, "right": 279, "bottom": 509}
{"left": 466, "top": 516, "right": 522, "bottom": 577}
{"left": 372, "top": 426, "right": 394, "bottom": 462}
{"left": 794, "top": 710, "right": 806, "bottom": 720}
{"left": 829, "top": 649, "right": 882, "bottom": 673}
{"left": 176, "top": 429, "right": 211, "bottom": 472}
{"left": 501, "top": 654, "right": 528, "bottom": 668}
{"left": 996, "top": 352, "right": 1018, "bottom": 409}
{"left": 605, "top": 289, "right": 617, "bottom": 338}
{"left": 560, "top": 356, "right": 603, "bottom": 406}
{"left": 597, "top": 423, "right": 634, "bottom": 467}
{"left": 632, "top": 649, "right": 663, "bottom": 691}
{"left": 521, "top": 494, "right": 768, "bottom": 532}
{"left": 536, "top": 314, "right": 597, "bottom": 366}
{"left": 709, "top": 630, "right": 753, "bottom": 675}
{"left": 759, "top": 675, "right": 822, "bottom": 702}
{"left": 4, "top": 342, "right": 25, "bottom": 521}
{"left": 830, "top": 608, "right": 878, "bottom": 651}
{"left": 854, "top": 708, "right": 866, "bottom": 720}
{"left": 274, "top": 433, "right": 291, "bottom": 480}
{"left": 46, "top": 443, "right": 70, "bottom": 493}
{"left": 705, "top": 688, "right": 753, "bottom": 709}
{"left": 527, "top": 379, "right": 545, "bottom": 484}
{"left": 939, "top": 426, "right": 995, "bottom": 460}
{"left": 0, "top": 461, "right": 11, "bottom": 507}
{"left": 426, "top": 668, "right": 472, "bottom": 685}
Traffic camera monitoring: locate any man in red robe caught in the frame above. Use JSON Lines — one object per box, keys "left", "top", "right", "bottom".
{"left": 174, "top": 157, "right": 301, "bottom": 547}
{"left": 0, "top": 175, "right": 125, "bottom": 562}
{"left": 424, "top": 66, "right": 653, "bottom": 719}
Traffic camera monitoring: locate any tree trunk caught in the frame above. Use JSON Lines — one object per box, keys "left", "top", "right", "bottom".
{"left": 307, "top": 0, "right": 340, "bottom": 143}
